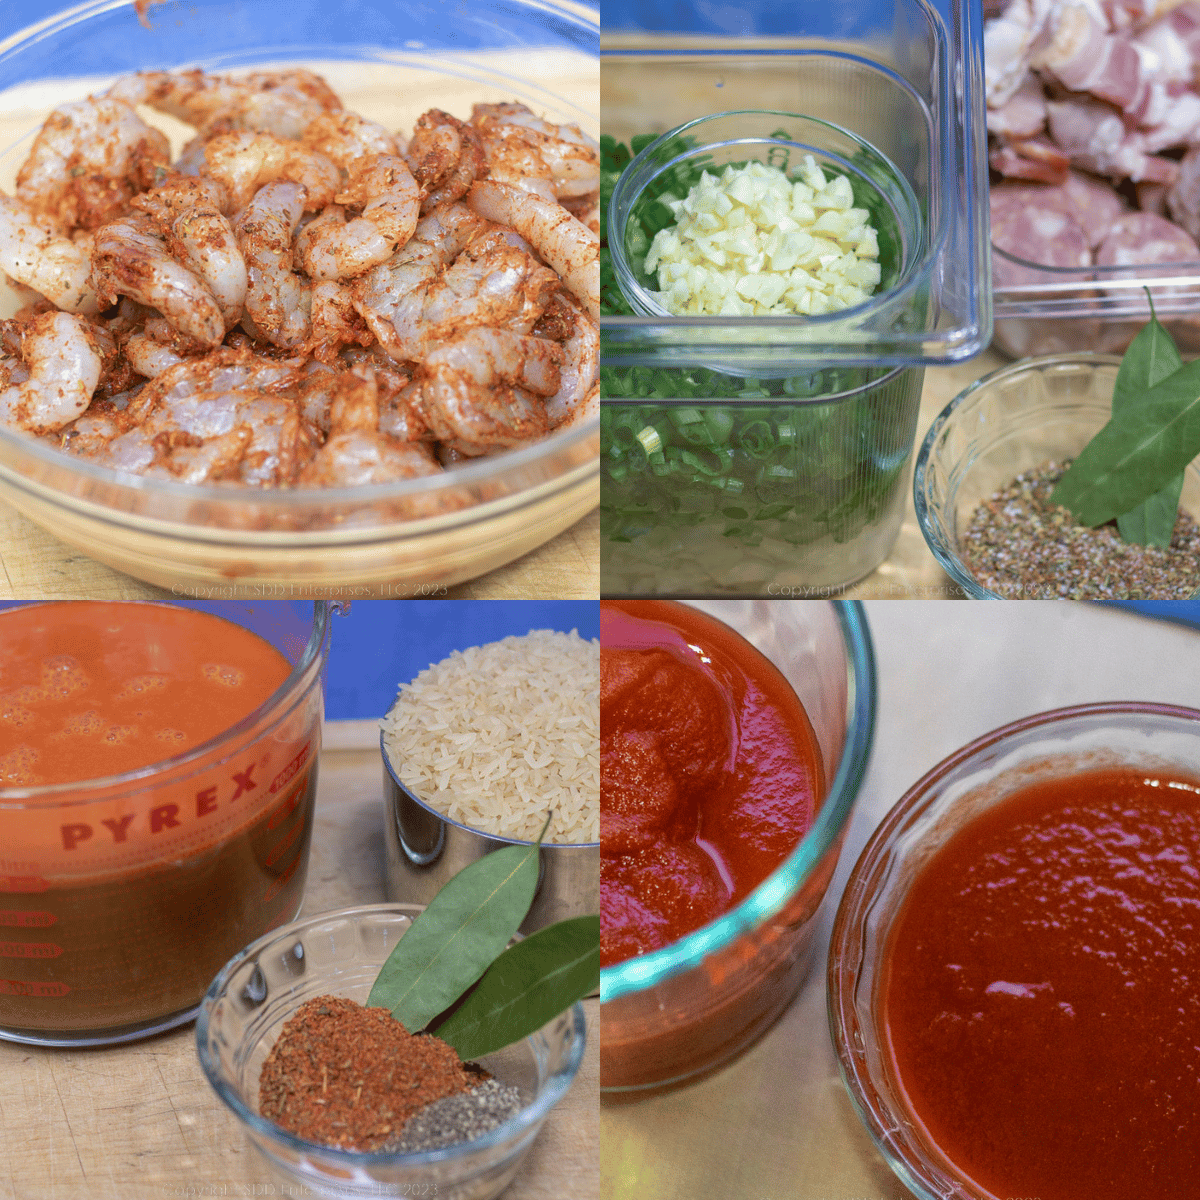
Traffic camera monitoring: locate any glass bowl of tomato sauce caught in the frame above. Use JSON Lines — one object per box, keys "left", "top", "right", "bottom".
{"left": 830, "top": 702, "right": 1200, "bottom": 1200}
{"left": 600, "top": 599, "right": 875, "bottom": 1095}
{"left": 0, "top": 600, "right": 331, "bottom": 1047}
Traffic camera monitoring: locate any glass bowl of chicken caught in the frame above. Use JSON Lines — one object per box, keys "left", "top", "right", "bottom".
{"left": 0, "top": 0, "right": 598, "bottom": 595}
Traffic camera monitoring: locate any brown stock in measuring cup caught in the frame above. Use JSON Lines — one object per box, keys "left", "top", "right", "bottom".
{"left": 0, "top": 602, "right": 323, "bottom": 1042}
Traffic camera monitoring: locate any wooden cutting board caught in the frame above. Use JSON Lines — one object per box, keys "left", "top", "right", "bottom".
{"left": 0, "top": 507, "right": 600, "bottom": 601}
{"left": 0, "top": 729, "right": 599, "bottom": 1200}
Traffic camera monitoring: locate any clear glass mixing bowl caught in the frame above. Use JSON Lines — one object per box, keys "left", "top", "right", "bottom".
{"left": 0, "top": 0, "right": 598, "bottom": 595}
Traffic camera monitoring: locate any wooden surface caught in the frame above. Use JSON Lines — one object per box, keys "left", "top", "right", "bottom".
{"left": 0, "top": 732, "right": 599, "bottom": 1200}
{"left": 600, "top": 603, "right": 1200, "bottom": 1200}
{"left": 0, "top": 506, "right": 600, "bottom": 601}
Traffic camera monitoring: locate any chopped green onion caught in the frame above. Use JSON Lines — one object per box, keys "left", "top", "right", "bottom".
{"left": 636, "top": 425, "right": 663, "bottom": 457}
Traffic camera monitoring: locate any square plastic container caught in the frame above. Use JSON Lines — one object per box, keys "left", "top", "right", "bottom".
{"left": 600, "top": 0, "right": 992, "bottom": 371}
{"left": 992, "top": 252, "right": 1200, "bottom": 359}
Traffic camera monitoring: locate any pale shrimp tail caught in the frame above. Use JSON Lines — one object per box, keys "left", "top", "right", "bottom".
{"left": 235, "top": 181, "right": 312, "bottom": 348}
{"left": 0, "top": 312, "right": 104, "bottom": 434}
{"left": 298, "top": 156, "right": 420, "bottom": 280}
{"left": 204, "top": 132, "right": 340, "bottom": 213}
{"left": 465, "top": 180, "right": 599, "bottom": 318}
{"left": 92, "top": 215, "right": 226, "bottom": 347}
{"left": 0, "top": 194, "right": 98, "bottom": 313}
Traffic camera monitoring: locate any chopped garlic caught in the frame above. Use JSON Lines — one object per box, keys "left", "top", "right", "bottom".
{"left": 644, "top": 156, "right": 884, "bottom": 317}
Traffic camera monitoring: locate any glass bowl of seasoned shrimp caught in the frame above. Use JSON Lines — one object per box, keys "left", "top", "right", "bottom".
{"left": 0, "top": 0, "right": 598, "bottom": 596}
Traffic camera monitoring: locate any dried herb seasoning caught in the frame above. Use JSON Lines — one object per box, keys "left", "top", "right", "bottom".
{"left": 258, "top": 995, "right": 475, "bottom": 1151}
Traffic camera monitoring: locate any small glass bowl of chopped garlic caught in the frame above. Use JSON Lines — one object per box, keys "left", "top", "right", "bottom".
{"left": 607, "top": 109, "right": 924, "bottom": 378}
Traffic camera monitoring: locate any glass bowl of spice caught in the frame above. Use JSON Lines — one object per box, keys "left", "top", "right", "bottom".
{"left": 829, "top": 702, "right": 1200, "bottom": 1200}
{"left": 914, "top": 354, "right": 1200, "bottom": 599}
{"left": 600, "top": 599, "right": 875, "bottom": 1095}
{"left": 197, "top": 902, "right": 586, "bottom": 1199}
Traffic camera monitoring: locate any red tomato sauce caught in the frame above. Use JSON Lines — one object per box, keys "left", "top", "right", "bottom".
{"left": 601, "top": 600, "right": 823, "bottom": 967}
{"left": 885, "top": 767, "right": 1200, "bottom": 1200}
{"left": 0, "top": 602, "right": 292, "bottom": 786}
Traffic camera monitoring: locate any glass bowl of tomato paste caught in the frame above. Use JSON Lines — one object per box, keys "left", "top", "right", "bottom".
{"left": 197, "top": 902, "right": 587, "bottom": 1200}
{"left": 830, "top": 702, "right": 1200, "bottom": 1200}
{"left": 0, "top": 600, "right": 331, "bottom": 1047}
{"left": 600, "top": 599, "right": 875, "bottom": 1094}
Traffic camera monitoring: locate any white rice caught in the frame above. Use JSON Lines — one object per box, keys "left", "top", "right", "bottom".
{"left": 380, "top": 630, "right": 599, "bottom": 844}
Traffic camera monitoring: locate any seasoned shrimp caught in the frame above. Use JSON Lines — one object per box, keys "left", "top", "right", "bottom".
{"left": 405, "top": 110, "right": 485, "bottom": 213}
{"left": 303, "top": 112, "right": 400, "bottom": 172}
{"left": 350, "top": 202, "right": 488, "bottom": 359}
{"left": 92, "top": 215, "right": 226, "bottom": 347}
{"left": 414, "top": 326, "right": 560, "bottom": 454}
{"left": 0, "top": 312, "right": 105, "bottom": 434}
{"left": 132, "top": 175, "right": 247, "bottom": 330}
{"left": 235, "top": 182, "right": 311, "bottom": 348}
{"left": 296, "top": 156, "right": 420, "bottom": 280}
{"left": 541, "top": 292, "right": 598, "bottom": 429}
{"left": 297, "top": 369, "right": 440, "bottom": 487}
{"left": 15, "top": 96, "right": 170, "bottom": 232}
{"left": 308, "top": 279, "right": 373, "bottom": 362}
{"left": 466, "top": 180, "right": 599, "bottom": 318}
{"left": 109, "top": 68, "right": 341, "bottom": 138}
{"left": 0, "top": 194, "right": 97, "bottom": 313}
{"left": 203, "top": 132, "right": 339, "bottom": 213}
{"left": 472, "top": 102, "right": 599, "bottom": 200}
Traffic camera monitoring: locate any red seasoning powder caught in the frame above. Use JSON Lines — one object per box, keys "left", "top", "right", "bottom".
{"left": 258, "top": 996, "right": 476, "bottom": 1150}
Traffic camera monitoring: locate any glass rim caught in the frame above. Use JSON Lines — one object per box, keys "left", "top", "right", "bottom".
{"left": 0, "top": 600, "right": 330, "bottom": 804}
{"left": 607, "top": 107, "right": 929, "bottom": 327}
{"left": 827, "top": 699, "right": 1200, "bottom": 1200}
{"left": 599, "top": 598, "right": 876, "bottom": 1004}
{"left": 195, "top": 901, "right": 588, "bottom": 1168}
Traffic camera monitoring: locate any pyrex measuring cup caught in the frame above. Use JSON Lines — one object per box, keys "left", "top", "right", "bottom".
{"left": 0, "top": 600, "right": 331, "bottom": 1047}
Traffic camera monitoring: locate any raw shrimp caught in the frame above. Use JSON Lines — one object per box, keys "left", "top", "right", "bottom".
{"left": 92, "top": 215, "right": 226, "bottom": 348}
{"left": 296, "top": 156, "right": 420, "bottom": 280}
{"left": 15, "top": 96, "right": 169, "bottom": 232}
{"left": 308, "top": 280, "right": 373, "bottom": 361}
{"left": 405, "top": 110, "right": 486, "bottom": 213}
{"left": 414, "top": 325, "right": 560, "bottom": 454}
{"left": 132, "top": 175, "right": 247, "bottom": 329}
{"left": 357, "top": 224, "right": 559, "bottom": 362}
{"left": 0, "top": 194, "right": 97, "bottom": 313}
{"left": 303, "top": 112, "right": 400, "bottom": 172}
{"left": 472, "top": 102, "right": 600, "bottom": 199}
{"left": 235, "top": 182, "right": 311, "bottom": 348}
{"left": 466, "top": 180, "right": 599, "bottom": 318}
{"left": 541, "top": 293, "right": 598, "bottom": 429}
{"left": 0, "top": 312, "right": 105, "bottom": 434}
{"left": 350, "top": 202, "right": 489, "bottom": 358}
{"left": 203, "top": 132, "right": 340, "bottom": 213}
{"left": 109, "top": 68, "right": 342, "bottom": 138}
{"left": 296, "top": 369, "right": 440, "bottom": 487}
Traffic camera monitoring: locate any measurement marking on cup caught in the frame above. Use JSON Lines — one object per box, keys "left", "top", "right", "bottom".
{"left": 0, "top": 940, "right": 63, "bottom": 959}
{"left": 265, "top": 819, "right": 304, "bottom": 868}
{"left": 0, "top": 875, "right": 48, "bottom": 893}
{"left": 0, "top": 910, "right": 56, "bottom": 928}
{"left": 0, "top": 978, "right": 69, "bottom": 997}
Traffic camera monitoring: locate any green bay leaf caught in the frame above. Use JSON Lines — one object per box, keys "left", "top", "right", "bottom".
{"left": 1111, "top": 308, "right": 1184, "bottom": 547}
{"left": 1050, "top": 358, "right": 1200, "bottom": 527}
{"left": 367, "top": 840, "right": 541, "bottom": 1033}
{"left": 432, "top": 915, "right": 600, "bottom": 1061}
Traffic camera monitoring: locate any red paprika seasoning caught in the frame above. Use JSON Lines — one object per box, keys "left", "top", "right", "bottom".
{"left": 258, "top": 995, "right": 476, "bottom": 1150}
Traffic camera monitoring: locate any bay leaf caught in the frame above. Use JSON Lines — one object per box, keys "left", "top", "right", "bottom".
{"left": 432, "top": 915, "right": 600, "bottom": 1061}
{"left": 367, "top": 831, "right": 544, "bottom": 1033}
{"left": 1050, "top": 358, "right": 1200, "bottom": 527}
{"left": 1111, "top": 305, "right": 1184, "bottom": 548}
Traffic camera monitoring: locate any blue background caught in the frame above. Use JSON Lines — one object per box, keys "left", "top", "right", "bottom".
{"left": 325, "top": 600, "right": 598, "bottom": 720}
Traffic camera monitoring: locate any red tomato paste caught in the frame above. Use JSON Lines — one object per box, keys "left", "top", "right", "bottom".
{"left": 885, "top": 767, "right": 1200, "bottom": 1200}
{"left": 0, "top": 601, "right": 292, "bottom": 786}
{"left": 601, "top": 600, "right": 822, "bottom": 967}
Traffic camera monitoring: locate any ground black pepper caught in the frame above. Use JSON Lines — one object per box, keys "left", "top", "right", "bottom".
{"left": 258, "top": 995, "right": 476, "bottom": 1151}
{"left": 381, "top": 1078, "right": 524, "bottom": 1153}
{"left": 960, "top": 460, "right": 1200, "bottom": 599}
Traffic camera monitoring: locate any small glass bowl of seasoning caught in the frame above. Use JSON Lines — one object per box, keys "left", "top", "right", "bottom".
{"left": 197, "top": 903, "right": 587, "bottom": 1199}
{"left": 829, "top": 702, "right": 1200, "bottom": 1200}
{"left": 600, "top": 600, "right": 875, "bottom": 1095}
{"left": 913, "top": 353, "right": 1200, "bottom": 599}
